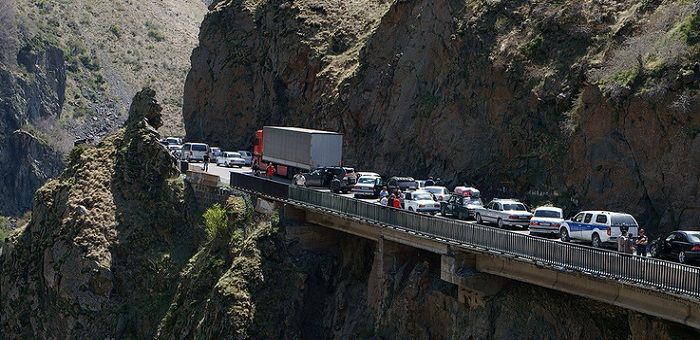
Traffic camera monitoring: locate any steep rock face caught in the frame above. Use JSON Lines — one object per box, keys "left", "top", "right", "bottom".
{"left": 153, "top": 218, "right": 700, "bottom": 338}
{"left": 0, "top": 42, "right": 67, "bottom": 216}
{"left": 184, "top": 0, "right": 700, "bottom": 233}
{"left": 0, "top": 89, "right": 200, "bottom": 339}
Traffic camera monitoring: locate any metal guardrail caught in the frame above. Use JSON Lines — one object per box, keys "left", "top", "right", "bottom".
{"left": 230, "top": 172, "right": 289, "bottom": 199}
{"left": 288, "top": 186, "right": 700, "bottom": 298}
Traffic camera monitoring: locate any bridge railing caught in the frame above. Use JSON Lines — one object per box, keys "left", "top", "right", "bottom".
{"left": 288, "top": 186, "right": 700, "bottom": 298}
{"left": 230, "top": 172, "right": 289, "bottom": 199}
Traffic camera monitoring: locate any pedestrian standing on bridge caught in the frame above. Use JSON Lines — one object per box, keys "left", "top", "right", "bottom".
{"left": 380, "top": 186, "right": 389, "bottom": 198}
{"left": 618, "top": 230, "right": 628, "bottom": 253}
{"left": 392, "top": 195, "right": 401, "bottom": 209}
{"left": 425, "top": 176, "right": 435, "bottom": 187}
{"left": 636, "top": 229, "right": 648, "bottom": 257}
{"left": 293, "top": 171, "right": 306, "bottom": 187}
{"left": 266, "top": 162, "right": 275, "bottom": 178}
{"left": 387, "top": 194, "right": 395, "bottom": 208}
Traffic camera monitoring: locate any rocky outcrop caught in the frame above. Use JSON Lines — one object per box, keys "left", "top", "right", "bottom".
{"left": 0, "top": 88, "right": 200, "bottom": 339}
{"left": 0, "top": 42, "right": 67, "bottom": 216}
{"left": 184, "top": 0, "right": 700, "bottom": 234}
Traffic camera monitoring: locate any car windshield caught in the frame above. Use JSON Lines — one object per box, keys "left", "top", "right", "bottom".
{"left": 534, "top": 210, "right": 562, "bottom": 218}
{"left": 225, "top": 152, "right": 240, "bottom": 157}
{"left": 399, "top": 181, "right": 417, "bottom": 189}
{"left": 192, "top": 144, "right": 207, "bottom": 152}
{"left": 413, "top": 193, "right": 434, "bottom": 201}
{"left": 503, "top": 203, "right": 527, "bottom": 211}
{"left": 611, "top": 214, "right": 637, "bottom": 227}
{"left": 686, "top": 233, "right": 700, "bottom": 243}
{"left": 358, "top": 177, "right": 375, "bottom": 184}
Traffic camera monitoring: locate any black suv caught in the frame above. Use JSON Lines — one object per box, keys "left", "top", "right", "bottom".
{"left": 303, "top": 167, "right": 358, "bottom": 193}
{"left": 386, "top": 176, "right": 417, "bottom": 193}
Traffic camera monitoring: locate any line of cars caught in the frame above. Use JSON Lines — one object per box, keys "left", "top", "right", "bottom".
{"left": 159, "top": 139, "right": 253, "bottom": 168}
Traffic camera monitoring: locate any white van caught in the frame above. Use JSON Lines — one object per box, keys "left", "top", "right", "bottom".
{"left": 181, "top": 143, "right": 209, "bottom": 162}
{"left": 559, "top": 211, "right": 639, "bottom": 248}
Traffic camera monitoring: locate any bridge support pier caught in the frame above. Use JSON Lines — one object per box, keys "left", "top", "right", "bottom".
{"left": 441, "top": 253, "right": 510, "bottom": 308}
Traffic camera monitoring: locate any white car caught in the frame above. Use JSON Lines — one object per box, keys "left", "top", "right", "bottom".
{"left": 403, "top": 190, "right": 440, "bottom": 214}
{"left": 237, "top": 150, "right": 252, "bottom": 166}
{"left": 528, "top": 207, "right": 564, "bottom": 236}
{"left": 351, "top": 175, "right": 381, "bottom": 198}
{"left": 423, "top": 186, "right": 449, "bottom": 201}
{"left": 216, "top": 151, "right": 245, "bottom": 168}
{"left": 559, "top": 211, "right": 639, "bottom": 248}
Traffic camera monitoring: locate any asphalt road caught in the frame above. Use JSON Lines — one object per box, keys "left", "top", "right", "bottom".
{"left": 192, "top": 162, "right": 541, "bottom": 238}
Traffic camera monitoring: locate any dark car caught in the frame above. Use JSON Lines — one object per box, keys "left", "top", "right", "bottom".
{"left": 386, "top": 177, "right": 417, "bottom": 193}
{"left": 649, "top": 231, "right": 700, "bottom": 264}
{"left": 303, "top": 167, "right": 358, "bottom": 193}
{"left": 440, "top": 194, "right": 483, "bottom": 220}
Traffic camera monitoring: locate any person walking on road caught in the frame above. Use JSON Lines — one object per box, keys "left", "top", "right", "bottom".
{"left": 202, "top": 153, "right": 209, "bottom": 171}
{"left": 618, "top": 230, "right": 628, "bottom": 253}
{"left": 424, "top": 176, "right": 435, "bottom": 187}
{"left": 266, "top": 162, "right": 275, "bottom": 178}
{"left": 636, "top": 229, "right": 648, "bottom": 257}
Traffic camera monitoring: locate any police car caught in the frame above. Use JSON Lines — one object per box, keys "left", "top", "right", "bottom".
{"left": 559, "top": 211, "right": 639, "bottom": 248}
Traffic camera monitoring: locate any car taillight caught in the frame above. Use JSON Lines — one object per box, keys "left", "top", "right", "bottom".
{"left": 434, "top": 204, "right": 440, "bottom": 208}
{"left": 607, "top": 227, "right": 611, "bottom": 236}
{"left": 552, "top": 223, "right": 560, "bottom": 228}
{"left": 692, "top": 245, "right": 700, "bottom": 251}
{"left": 530, "top": 221, "right": 538, "bottom": 226}
{"left": 509, "top": 215, "right": 518, "bottom": 219}
{"left": 419, "top": 204, "right": 425, "bottom": 208}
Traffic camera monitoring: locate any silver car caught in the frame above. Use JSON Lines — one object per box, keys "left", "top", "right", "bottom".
{"left": 474, "top": 199, "right": 533, "bottom": 228}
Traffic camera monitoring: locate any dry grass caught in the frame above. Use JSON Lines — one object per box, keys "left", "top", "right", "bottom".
{"left": 14, "top": 0, "right": 207, "bottom": 135}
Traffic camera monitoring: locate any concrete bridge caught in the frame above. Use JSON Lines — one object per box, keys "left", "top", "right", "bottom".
{"left": 187, "top": 171, "right": 700, "bottom": 329}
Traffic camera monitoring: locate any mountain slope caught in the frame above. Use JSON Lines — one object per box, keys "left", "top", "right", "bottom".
{"left": 184, "top": 0, "right": 700, "bottom": 234}
{"left": 0, "top": 0, "right": 206, "bottom": 217}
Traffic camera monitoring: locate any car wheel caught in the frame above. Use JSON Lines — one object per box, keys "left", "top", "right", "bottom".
{"left": 408, "top": 207, "right": 414, "bottom": 212}
{"left": 497, "top": 218, "right": 504, "bottom": 229}
{"left": 476, "top": 213, "right": 483, "bottom": 224}
{"left": 560, "top": 228, "right": 570, "bottom": 242}
{"left": 591, "top": 233, "right": 601, "bottom": 248}
{"left": 458, "top": 211, "right": 465, "bottom": 220}
{"left": 679, "top": 251, "right": 687, "bottom": 264}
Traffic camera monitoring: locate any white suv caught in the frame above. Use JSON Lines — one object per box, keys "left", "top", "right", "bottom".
{"left": 559, "top": 211, "right": 639, "bottom": 248}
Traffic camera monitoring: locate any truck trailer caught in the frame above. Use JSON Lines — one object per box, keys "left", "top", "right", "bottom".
{"left": 252, "top": 126, "right": 343, "bottom": 178}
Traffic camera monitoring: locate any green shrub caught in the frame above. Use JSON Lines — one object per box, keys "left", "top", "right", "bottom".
{"left": 519, "top": 35, "right": 545, "bottom": 61}
{"left": 148, "top": 27, "right": 165, "bottom": 42}
{"left": 109, "top": 25, "right": 123, "bottom": 38}
{"left": 204, "top": 203, "right": 228, "bottom": 239}
{"left": 676, "top": 14, "right": 700, "bottom": 45}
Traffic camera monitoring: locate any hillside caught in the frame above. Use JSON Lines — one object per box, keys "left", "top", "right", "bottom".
{"left": 0, "top": 0, "right": 206, "bottom": 217}
{"left": 184, "top": 0, "right": 700, "bottom": 234}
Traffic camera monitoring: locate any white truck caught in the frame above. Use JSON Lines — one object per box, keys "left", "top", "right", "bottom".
{"left": 253, "top": 126, "right": 343, "bottom": 179}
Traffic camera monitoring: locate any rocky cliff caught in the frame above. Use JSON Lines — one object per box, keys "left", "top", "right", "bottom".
{"left": 184, "top": 0, "right": 700, "bottom": 234}
{"left": 0, "top": 0, "right": 206, "bottom": 217}
{"left": 0, "top": 89, "right": 201, "bottom": 338}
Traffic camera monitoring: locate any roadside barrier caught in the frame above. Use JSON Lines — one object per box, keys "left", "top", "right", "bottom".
{"left": 288, "top": 186, "right": 700, "bottom": 298}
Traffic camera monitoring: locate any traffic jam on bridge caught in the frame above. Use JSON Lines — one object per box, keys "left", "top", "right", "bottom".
{"left": 162, "top": 126, "right": 700, "bottom": 266}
